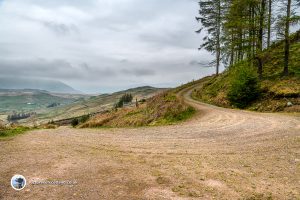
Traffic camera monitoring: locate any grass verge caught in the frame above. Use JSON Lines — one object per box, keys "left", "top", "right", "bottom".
{"left": 0, "top": 126, "right": 31, "bottom": 138}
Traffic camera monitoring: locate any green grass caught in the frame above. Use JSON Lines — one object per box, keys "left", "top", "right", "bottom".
{"left": 0, "top": 127, "right": 31, "bottom": 138}
{"left": 160, "top": 106, "right": 195, "bottom": 124}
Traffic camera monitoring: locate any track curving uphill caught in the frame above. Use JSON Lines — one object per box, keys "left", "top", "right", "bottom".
{"left": 0, "top": 84, "right": 299, "bottom": 199}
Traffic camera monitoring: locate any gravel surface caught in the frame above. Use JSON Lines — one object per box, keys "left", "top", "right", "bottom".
{"left": 0, "top": 86, "right": 299, "bottom": 200}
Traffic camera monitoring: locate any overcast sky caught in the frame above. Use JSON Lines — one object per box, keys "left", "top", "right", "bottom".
{"left": 0, "top": 0, "right": 216, "bottom": 93}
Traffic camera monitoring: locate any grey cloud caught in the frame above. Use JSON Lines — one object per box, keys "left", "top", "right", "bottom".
{"left": 121, "top": 68, "right": 156, "bottom": 76}
{"left": 80, "top": 62, "right": 90, "bottom": 70}
{"left": 120, "top": 59, "right": 129, "bottom": 63}
{"left": 43, "top": 21, "right": 79, "bottom": 36}
{"left": 189, "top": 60, "right": 200, "bottom": 66}
{"left": 0, "top": 58, "right": 79, "bottom": 79}
{"left": 0, "top": 58, "right": 116, "bottom": 80}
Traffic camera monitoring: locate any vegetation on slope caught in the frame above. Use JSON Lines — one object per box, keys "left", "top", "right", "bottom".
{"left": 0, "top": 89, "right": 76, "bottom": 113}
{"left": 79, "top": 92, "right": 195, "bottom": 128}
{"left": 0, "top": 124, "right": 30, "bottom": 138}
{"left": 32, "top": 86, "right": 166, "bottom": 125}
{"left": 193, "top": 35, "right": 300, "bottom": 112}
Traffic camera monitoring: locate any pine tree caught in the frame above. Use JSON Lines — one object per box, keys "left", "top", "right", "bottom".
{"left": 283, "top": 0, "right": 292, "bottom": 76}
{"left": 196, "top": 0, "right": 223, "bottom": 75}
{"left": 196, "top": 0, "right": 299, "bottom": 76}
{"left": 256, "top": 0, "right": 267, "bottom": 79}
{"left": 276, "top": 0, "right": 300, "bottom": 76}
{"left": 223, "top": 0, "right": 261, "bottom": 64}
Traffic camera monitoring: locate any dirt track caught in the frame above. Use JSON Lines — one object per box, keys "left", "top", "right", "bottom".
{"left": 0, "top": 86, "right": 299, "bottom": 200}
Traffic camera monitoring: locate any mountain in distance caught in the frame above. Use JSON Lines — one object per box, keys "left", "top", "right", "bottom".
{"left": 0, "top": 77, "right": 80, "bottom": 94}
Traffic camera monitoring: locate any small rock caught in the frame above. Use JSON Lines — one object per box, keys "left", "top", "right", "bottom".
{"left": 287, "top": 102, "right": 293, "bottom": 107}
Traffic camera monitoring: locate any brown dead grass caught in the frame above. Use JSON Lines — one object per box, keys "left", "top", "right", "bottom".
{"left": 80, "top": 92, "right": 195, "bottom": 128}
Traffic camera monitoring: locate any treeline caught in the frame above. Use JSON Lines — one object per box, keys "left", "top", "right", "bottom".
{"left": 47, "top": 102, "right": 61, "bottom": 108}
{"left": 7, "top": 112, "right": 36, "bottom": 121}
{"left": 196, "top": 0, "right": 300, "bottom": 77}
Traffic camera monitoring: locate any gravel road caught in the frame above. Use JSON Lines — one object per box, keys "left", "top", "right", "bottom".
{"left": 0, "top": 85, "right": 299, "bottom": 200}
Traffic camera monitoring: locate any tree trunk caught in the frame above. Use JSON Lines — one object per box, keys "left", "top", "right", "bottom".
{"left": 216, "top": 50, "right": 220, "bottom": 75}
{"left": 256, "top": 56, "right": 263, "bottom": 79}
{"left": 216, "top": 0, "right": 221, "bottom": 75}
{"left": 267, "top": 0, "right": 272, "bottom": 48}
{"left": 252, "top": 6, "right": 256, "bottom": 59}
{"left": 257, "top": 0, "right": 266, "bottom": 79}
{"left": 230, "top": 33, "right": 234, "bottom": 66}
{"left": 283, "top": 0, "right": 291, "bottom": 76}
{"left": 258, "top": 0, "right": 265, "bottom": 51}
{"left": 135, "top": 98, "right": 139, "bottom": 108}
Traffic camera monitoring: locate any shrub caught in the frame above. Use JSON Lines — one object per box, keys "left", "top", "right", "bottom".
{"left": 115, "top": 93, "right": 133, "bottom": 108}
{"left": 7, "top": 112, "right": 36, "bottom": 121}
{"left": 71, "top": 118, "right": 79, "bottom": 127}
{"left": 79, "top": 115, "right": 90, "bottom": 123}
{"left": 227, "top": 65, "right": 260, "bottom": 108}
{"left": 115, "top": 100, "right": 123, "bottom": 109}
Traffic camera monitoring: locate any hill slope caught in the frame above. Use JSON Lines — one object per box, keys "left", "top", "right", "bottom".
{"left": 192, "top": 32, "right": 300, "bottom": 112}
{"left": 79, "top": 91, "right": 195, "bottom": 128}
{"left": 0, "top": 77, "right": 79, "bottom": 94}
{"left": 0, "top": 89, "right": 79, "bottom": 113}
{"left": 28, "top": 86, "right": 167, "bottom": 124}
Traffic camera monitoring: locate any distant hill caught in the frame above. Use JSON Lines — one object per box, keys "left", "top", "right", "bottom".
{"left": 112, "top": 86, "right": 165, "bottom": 96}
{"left": 0, "top": 77, "right": 80, "bottom": 94}
{"left": 25, "top": 86, "right": 168, "bottom": 124}
{"left": 0, "top": 89, "right": 83, "bottom": 113}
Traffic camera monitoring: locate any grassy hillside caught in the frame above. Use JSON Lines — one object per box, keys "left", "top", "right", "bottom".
{"left": 0, "top": 89, "right": 78, "bottom": 113}
{"left": 28, "top": 86, "right": 167, "bottom": 125}
{"left": 79, "top": 92, "right": 195, "bottom": 128}
{"left": 192, "top": 33, "right": 300, "bottom": 112}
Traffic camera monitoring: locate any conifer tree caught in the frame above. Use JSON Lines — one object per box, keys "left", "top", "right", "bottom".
{"left": 276, "top": 0, "right": 300, "bottom": 75}
{"left": 196, "top": 0, "right": 223, "bottom": 75}
{"left": 284, "top": 0, "right": 292, "bottom": 76}
{"left": 196, "top": 0, "right": 299, "bottom": 76}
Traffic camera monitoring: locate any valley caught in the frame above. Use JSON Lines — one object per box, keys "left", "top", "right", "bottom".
{"left": 0, "top": 86, "right": 167, "bottom": 125}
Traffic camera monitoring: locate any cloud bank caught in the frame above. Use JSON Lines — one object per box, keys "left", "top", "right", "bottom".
{"left": 0, "top": 0, "right": 214, "bottom": 93}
